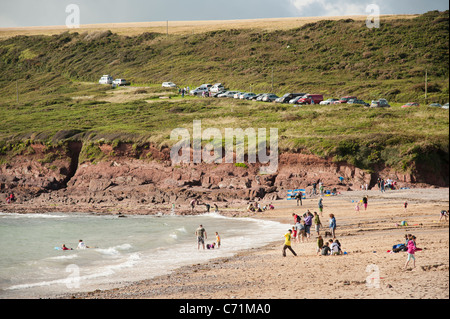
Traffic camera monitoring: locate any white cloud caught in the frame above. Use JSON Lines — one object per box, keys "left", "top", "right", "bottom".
{"left": 289, "top": 0, "right": 371, "bottom": 17}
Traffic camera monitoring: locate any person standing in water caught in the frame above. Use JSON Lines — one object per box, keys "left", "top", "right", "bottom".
{"left": 195, "top": 224, "right": 207, "bottom": 250}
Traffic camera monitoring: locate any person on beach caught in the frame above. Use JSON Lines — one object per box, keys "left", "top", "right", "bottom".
{"left": 314, "top": 212, "right": 322, "bottom": 236}
{"left": 195, "top": 224, "right": 207, "bottom": 250}
{"left": 295, "top": 191, "right": 303, "bottom": 206}
{"left": 321, "top": 242, "right": 331, "bottom": 256}
{"left": 214, "top": 204, "right": 219, "bottom": 213}
{"left": 317, "top": 235, "right": 324, "bottom": 256}
{"left": 355, "top": 201, "right": 360, "bottom": 213}
{"left": 404, "top": 201, "right": 408, "bottom": 213}
{"left": 404, "top": 235, "right": 422, "bottom": 269}
{"left": 190, "top": 198, "right": 197, "bottom": 213}
{"left": 215, "top": 232, "right": 221, "bottom": 248}
{"left": 362, "top": 196, "right": 368, "bottom": 211}
{"left": 439, "top": 210, "right": 448, "bottom": 222}
{"left": 304, "top": 211, "right": 313, "bottom": 239}
{"left": 318, "top": 197, "right": 324, "bottom": 217}
{"left": 329, "top": 214, "right": 336, "bottom": 239}
{"left": 282, "top": 229, "right": 297, "bottom": 257}
{"left": 330, "top": 239, "right": 340, "bottom": 255}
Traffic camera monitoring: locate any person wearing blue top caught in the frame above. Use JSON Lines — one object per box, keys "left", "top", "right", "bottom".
{"left": 329, "top": 214, "right": 336, "bottom": 239}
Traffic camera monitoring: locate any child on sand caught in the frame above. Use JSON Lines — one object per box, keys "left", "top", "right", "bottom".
{"left": 321, "top": 242, "right": 331, "bottom": 256}
{"left": 439, "top": 210, "right": 449, "bottom": 222}
{"left": 404, "top": 235, "right": 422, "bottom": 269}
{"left": 282, "top": 229, "right": 297, "bottom": 257}
{"left": 317, "top": 235, "right": 323, "bottom": 256}
{"left": 215, "top": 232, "right": 221, "bottom": 248}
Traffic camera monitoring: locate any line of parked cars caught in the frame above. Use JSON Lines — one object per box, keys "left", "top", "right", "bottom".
{"left": 163, "top": 81, "right": 449, "bottom": 110}
{"left": 99, "top": 75, "right": 130, "bottom": 86}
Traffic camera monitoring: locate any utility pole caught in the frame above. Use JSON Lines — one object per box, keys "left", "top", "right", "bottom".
{"left": 271, "top": 67, "right": 274, "bottom": 92}
{"left": 16, "top": 80, "right": 19, "bottom": 104}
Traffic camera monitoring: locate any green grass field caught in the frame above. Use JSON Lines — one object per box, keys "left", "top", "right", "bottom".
{"left": 0, "top": 11, "right": 448, "bottom": 176}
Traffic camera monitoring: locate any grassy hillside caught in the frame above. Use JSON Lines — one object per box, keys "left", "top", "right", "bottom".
{"left": 0, "top": 11, "right": 448, "bottom": 178}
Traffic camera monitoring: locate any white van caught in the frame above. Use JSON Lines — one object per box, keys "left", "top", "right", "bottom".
{"left": 210, "top": 83, "right": 225, "bottom": 93}
{"left": 99, "top": 75, "right": 113, "bottom": 85}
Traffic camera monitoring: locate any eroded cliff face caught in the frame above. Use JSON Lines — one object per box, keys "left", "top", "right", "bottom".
{"left": 0, "top": 142, "right": 444, "bottom": 214}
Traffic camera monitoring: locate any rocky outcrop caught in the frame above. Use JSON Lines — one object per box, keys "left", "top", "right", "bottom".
{"left": 0, "top": 142, "right": 444, "bottom": 215}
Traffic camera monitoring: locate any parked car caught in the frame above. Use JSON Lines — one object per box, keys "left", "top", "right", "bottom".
{"left": 199, "top": 84, "right": 212, "bottom": 90}
{"left": 256, "top": 94, "right": 268, "bottom": 101}
{"left": 210, "top": 83, "right": 225, "bottom": 93}
{"left": 348, "top": 99, "right": 370, "bottom": 107}
{"left": 241, "top": 92, "right": 257, "bottom": 100}
{"left": 336, "top": 96, "right": 357, "bottom": 104}
{"left": 370, "top": 99, "right": 391, "bottom": 108}
{"left": 289, "top": 95, "right": 304, "bottom": 104}
{"left": 218, "top": 91, "right": 239, "bottom": 98}
{"left": 428, "top": 103, "right": 442, "bottom": 107}
{"left": 234, "top": 92, "right": 244, "bottom": 99}
{"left": 319, "top": 98, "right": 339, "bottom": 105}
{"left": 112, "top": 79, "right": 130, "bottom": 86}
{"left": 401, "top": 102, "right": 420, "bottom": 108}
{"left": 298, "top": 94, "right": 324, "bottom": 105}
{"left": 162, "top": 82, "right": 177, "bottom": 88}
{"left": 190, "top": 87, "right": 209, "bottom": 96}
{"left": 275, "top": 93, "right": 306, "bottom": 104}
{"left": 442, "top": 103, "right": 449, "bottom": 109}
{"left": 99, "top": 75, "right": 113, "bottom": 85}
{"left": 262, "top": 94, "right": 279, "bottom": 102}
{"left": 250, "top": 93, "right": 264, "bottom": 101}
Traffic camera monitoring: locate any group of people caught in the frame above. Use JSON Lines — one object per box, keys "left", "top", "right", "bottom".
{"left": 284, "top": 210, "right": 338, "bottom": 257}
{"left": 377, "top": 177, "right": 396, "bottom": 192}
{"left": 195, "top": 224, "right": 221, "bottom": 250}
{"left": 190, "top": 198, "right": 219, "bottom": 213}
{"left": 60, "top": 240, "right": 91, "bottom": 251}
{"left": 5, "top": 193, "right": 15, "bottom": 204}
{"left": 318, "top": 237, "right": 343, "bottom": 256}
{"left": 247, "top": 202, "right": 274, "bottom": 213}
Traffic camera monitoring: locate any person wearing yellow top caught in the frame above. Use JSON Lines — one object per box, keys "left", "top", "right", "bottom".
{"left": 215, "top": 232, "right": 221, "bottom": 248}
{"left": 282, "top": 229, "right": 297, "bottom": 257}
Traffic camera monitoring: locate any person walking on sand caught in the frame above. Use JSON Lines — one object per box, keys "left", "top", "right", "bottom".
{"left": 404, "top": 201, "right": 408, "bottom": 213}
{"left": 295, "top": 191, "right": 303, "bottom": 206}
{"left": 362, "top": 195, "right": 368, "bottom": 211}
{"left": 314, "top": 212, "right": 322, "bottom": 236}
{"left": 404, "top": 235, "right": 422, "bottom": 269}
{"left": 195, "top": 224, "right": 207, "bottom": 250}
{"left": 282, "top": 229, "right": 297, "bottom": 257}
{"left": 318, "top": 197, "right": 324, "bottom": 217}
{"left": 329, "top": 214, "right": 337, "bottom": 239}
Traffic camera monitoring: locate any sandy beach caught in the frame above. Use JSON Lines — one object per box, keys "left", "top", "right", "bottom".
{"left": 56, "top": 187, "right": 449, "bottom": 300}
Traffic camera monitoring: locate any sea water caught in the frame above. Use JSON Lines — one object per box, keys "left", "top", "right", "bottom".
{"left": 0, "top": 211, "right": 289, "bottom": 299}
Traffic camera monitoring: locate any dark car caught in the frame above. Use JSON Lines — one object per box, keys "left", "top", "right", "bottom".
{"left": 275, "top": 93, "right": 306, "bottom": 104}
{"left": 348, "top": 99, "right": 370, "bottom": 107}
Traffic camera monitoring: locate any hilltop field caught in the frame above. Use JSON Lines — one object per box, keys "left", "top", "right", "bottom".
{"left": 0, "top": 11, "right": 448, "bottom": 198}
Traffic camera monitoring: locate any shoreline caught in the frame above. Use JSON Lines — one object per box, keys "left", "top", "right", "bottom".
{"left": 26, "top": 187, "right": 447, "bottom": 300}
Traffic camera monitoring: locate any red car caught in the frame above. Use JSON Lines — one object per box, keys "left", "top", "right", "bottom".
{"left": 334, "top": 96, "right": 357, "bottom": 104}
{"left": 401, "top": 102, "right": 420, "bottom": 108}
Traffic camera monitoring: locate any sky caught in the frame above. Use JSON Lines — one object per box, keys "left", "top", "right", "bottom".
{"left": 0, "top": 0, "right": 448, "bottom": 28}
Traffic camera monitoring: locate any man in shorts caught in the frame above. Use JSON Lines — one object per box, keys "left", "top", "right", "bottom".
{"left": 195, "top": 224, "right": 207, "bottom": 250}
